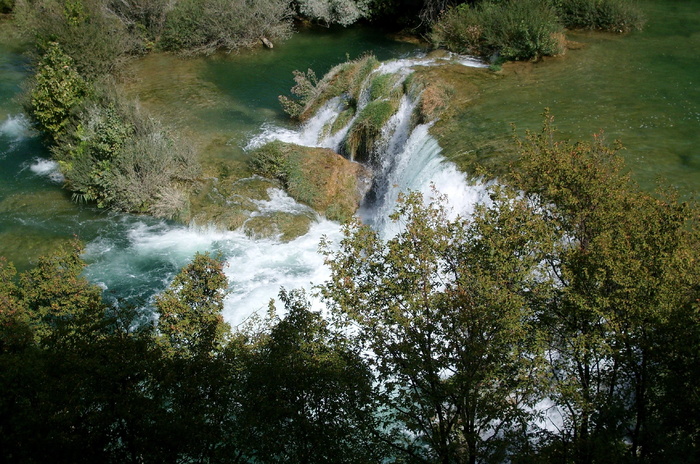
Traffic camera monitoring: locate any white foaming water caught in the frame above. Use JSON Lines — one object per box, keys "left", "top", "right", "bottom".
{"left": 251, "top": 187, "right": 317, "bottom": 215}
{"left": 0, "top": 114, "right": 31, "bottom": 141}
{"left": 247, "top": 97, "right": 346, "bottom": 150}
{"left": 29, "top": 158, "right": 65, "bottom": 183}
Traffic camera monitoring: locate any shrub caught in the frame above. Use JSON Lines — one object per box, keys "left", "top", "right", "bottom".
{"left": 106, "top": 0, "right": 170, "bottom": 41}
{"left": 295, "top": 0, "right": 370, "bottom": 26}
{"left": 160, "top": 0, "right": 292, "bottom": 54}
{"left": 52, "top": 90, "right": 199, "bottom": 217}
{"left": 15, "top": 0, "right": 140, "bottom": 77}
{"left": 431, "top": 0, "right": 564, "bottom": 61}
{"left": 554, "top": 0, "right": 645, "bottom": 33}
{"left": 28, "top": 42, "right": 89, "bottom": 141}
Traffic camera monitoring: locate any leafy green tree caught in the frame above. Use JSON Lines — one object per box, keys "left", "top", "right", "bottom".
{"left": 512, "top": 116, "right": 700, "bottom": 463}
{"left": 155, "top": 252, "right": 230, "bottom": 358}
{"left": 239, "top": 288, "right": 382, "bottom": 463}
{"left": 322, "top": 189, "right": 550, "bottom": 464}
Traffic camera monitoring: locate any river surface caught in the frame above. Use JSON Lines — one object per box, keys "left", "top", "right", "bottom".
{"left": 1, "top": 2, "right": 698, "bottom": 325}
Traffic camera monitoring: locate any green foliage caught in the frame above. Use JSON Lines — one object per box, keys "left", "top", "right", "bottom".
{"left": 511, "top": 115, "right": 700, "bottom": 461}
{"left": 15, "top": 0, "right": 140, "bottom": 77}
{"left": 50, "top": 90, "right": 199, "bottom": 217}
{"left": 155, "top": 252, "right": 230, "bottom": 358}
{"left": 431, "top": 0, "right": 565, "bottom": 61}
{"left": 19, "top": 240, "right": 107, "bottom": 348}
{"left": 28, "top": 42, "right": 89, "bottom": 141}
{"left": 554, "top": 0, "right": 645, "bottom": 33}
{"left": 321, "top": 189, "right": 550, "bottom": 463}
{"left": 278, "top": 68, "right": 320, "bottom": 119}
{"left": 160, "top": 0, "right": 292, "bottom": 54}
{"left": 238, "top": 289, "right": 381, "bottom": 463}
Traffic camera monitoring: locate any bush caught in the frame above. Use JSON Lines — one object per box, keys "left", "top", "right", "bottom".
{"left": 554, "top": 0, "right": 645, "bottom": 33}
{"left": 160, "top": 0, "right": 292, "bottom": 54}
{"left": 15, "top": 0, "right": 140, "bottom": 77}
{"left": 28, "top": 42, "right": 89, "bottom": 141}
{"left": 431, "top": 0, "right": 565, "bottom": 61}
{"left": 106, "top": 0, "right": 170, "bottom": 42}
{"left": 295, "top": 0, "right": 370, "bottom": 26}
{"left": 52, "top": 89, "right": 199, "bottom": 217}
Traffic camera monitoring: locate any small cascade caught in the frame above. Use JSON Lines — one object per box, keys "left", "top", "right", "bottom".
{"left": 85, "top": 53, "right": 490, "bottom": 326}
{"left": 252, "top": 54, "right": 489, "bottom": 239}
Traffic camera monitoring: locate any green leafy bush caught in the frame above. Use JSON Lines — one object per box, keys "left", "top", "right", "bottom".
{"left": 28, "top": 42, "right": 89, "bottom": 141}
{"left": 431, "top": 0, "right": 564, "bottom": 61}
{"left": 51, "top": 91, "right": 199, "bottom": 217}
{"left": 554, "top": 0, "right": 645, "bottom": 32}
{"left": 15, "top": 0, "right": 140, "bottom": 77}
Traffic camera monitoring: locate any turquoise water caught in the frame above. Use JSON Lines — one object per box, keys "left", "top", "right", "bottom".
{"left": 0, "top": 25, "right": 422, "bottom": 312}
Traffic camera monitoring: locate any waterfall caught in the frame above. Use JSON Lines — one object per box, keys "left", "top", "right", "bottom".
{"left": 83, "top": 55, "right": 489, "bottom": 327}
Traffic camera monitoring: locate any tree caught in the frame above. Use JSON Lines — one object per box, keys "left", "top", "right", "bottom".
{"left": 512, "top": 116, "right": 700, "bottom": 463}
{"left": 155, "top": 252, "right": 230, "bottom": 359}
{"left": 322, "top": 189, "right": 551, "bottom": 464}
{"left": 238, "top": 288, "right": 381, "bottom": 463}
{"left": 28, "top": 41, "right": 89, "bottom": 141}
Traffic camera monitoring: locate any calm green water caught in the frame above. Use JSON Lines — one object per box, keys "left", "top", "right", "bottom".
{"left": 458, "top": 0, "right": 700, "bottom": 196}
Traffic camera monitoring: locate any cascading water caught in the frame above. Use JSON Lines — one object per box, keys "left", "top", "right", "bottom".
{"left": 9, "top": 54, "right": 488, "bottom": 328}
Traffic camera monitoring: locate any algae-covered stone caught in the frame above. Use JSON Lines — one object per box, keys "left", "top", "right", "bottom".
{"left": 250, "top": 141, "right": 371, "bottom": 222}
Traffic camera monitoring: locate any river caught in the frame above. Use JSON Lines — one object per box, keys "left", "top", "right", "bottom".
{"left": 0, "top": 2, "right": 698, "bottom": 325}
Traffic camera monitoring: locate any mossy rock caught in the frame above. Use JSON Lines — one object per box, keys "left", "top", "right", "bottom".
{"left": 296, "top": 54, "right": 380, "bottom": 122}
{"left": 344, "top": 99, "right": 399, "bottom": 163}
{"left": 188, "top": 176, "right": 280, "bottom": 230}
{"left": 243, "top": 211, "right": 315, "bottom": 242}
{"left": 249, "top": 141, "right": 371, "bottom": 223}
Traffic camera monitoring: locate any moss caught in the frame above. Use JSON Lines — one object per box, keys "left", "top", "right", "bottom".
{"left": 407, "top": 63, "right": 519, "bottom": 178}
{"left": 243, "top": 212, "right": 315, "bottom": 242}
{"left": 249, "top": 141, "right": 370, "bottom": 222}
{"left": 329, "top": 107, "right": 355, "bottom": 136}
{"left": 344, "top": 99, "right": 398, "bottom": 163}
{"left": 369, "top": 72, "right": 400, "bottom": 101}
